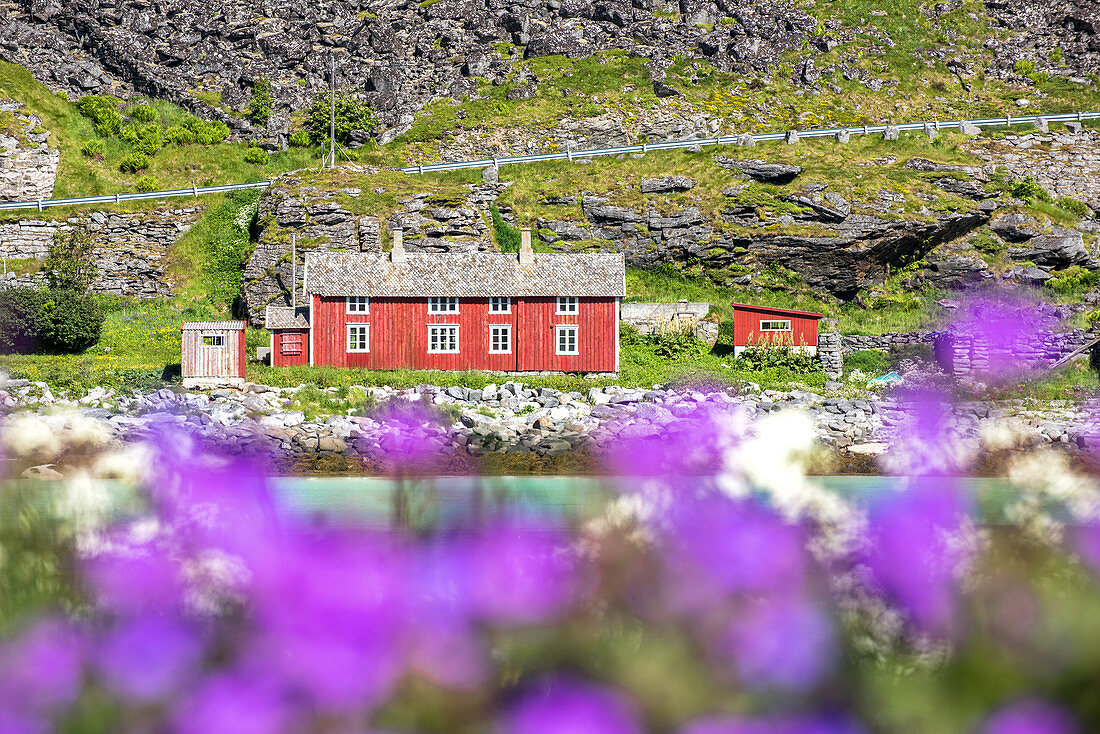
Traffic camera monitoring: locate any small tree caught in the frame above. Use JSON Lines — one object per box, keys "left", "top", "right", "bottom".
{"left": 44, "top": 227, "right": 98, "bottom": 293}
{"left": 304, "top": 91, "right": 376, "bottom": 146}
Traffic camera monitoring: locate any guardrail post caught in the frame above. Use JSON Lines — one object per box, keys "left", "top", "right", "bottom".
{"left": 641, "top": 143, "right": 647, "bottom": 155}
{"left": 193, "top": 182, "right": 198, "bottom": 197}
{"left": 567, "top": 148, "right": 573, "bottom": 162}
{"left": 417, "top": 165, "right": 423, "bottom": 175}
{"left": 36, "top": 200, "right": 42, "bottom": 212}
{"left": 115, "top": 193, "right": 120, "bottom": 205}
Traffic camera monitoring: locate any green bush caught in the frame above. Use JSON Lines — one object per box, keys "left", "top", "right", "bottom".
{"left": 1014, "top": 59, "right": 1036, "bottom": 76}
{"left": 737, "top": 343, "right": 820, "bottom": 372}
{"left": 44, "top": 227, "right": 98, "bottom": 292}
{"left": 183, "top": 116, "right": 230, "bottom": 145}
{"left": 247, "top": 79, "right": 272, "bottom": 127}
{"left": 118, "top": 152, "right": 149, "bottom": 172}
{"left": 75, "top": 95, "right": 123, "bottom": 137}
{"left": 119, "top": 123, "right": 161, "bottom": 155}
{"left": 163, "top": 126, "right": 196, "bottom": 145}
{"left": 1010, "top": 176, "right": 1051, "bottom": 203}
{"left": 40, "top": 290, "right": 105, "bottom": 353}
{"left": 1056, "top": 196, "right": 1090, "bottom": 218}
{"left": 844, "top": 349, "right": 889, "bottom": 374}
{"left": 243, "top": 146, "right": 268, "bottom": 165}
{"left": 128, "top": 104, "right": 158, "bottom": 123}
{"left": 647, "top": 326, "right": 708, "bottom": 360}
{"left": 618, "top": 322, "right": 644, "bottom": 347}
{"left": 491, "top": 206, "right": 521, "bottom": 253}
{"left": 289, "top": 130, "right": 311, "bottom": 147}
{"left": 0, "top": 289, "right": 104, "bottom": 354}
{"left": 80, "top": 139, "right": 105, "bottom": 158}
{"left": 0, "top": 289, "right": 48, "bottom": 353}
{"left": 135, "top": 175, "right": 158, "bottom": 192}
{"left": 304, "top": 92, "right": 376, "bottom": 145}
{"left": 1046, "top": 265, "right": 1100, "bottom": 293}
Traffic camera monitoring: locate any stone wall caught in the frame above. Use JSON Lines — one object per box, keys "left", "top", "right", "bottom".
{"left": 933, "top": 329, "right": 1093, "bottom": 378}
{"left": 0, "top": 100, "right": 58, "bottom": 203}
{"left": 0, "top": 207, "right": 202, "bottom": 297}
{"left": 841, "top": 332, "right": 933, "bottom": 351}
{"left": 817, "top": 332, "right": 843, "bottom": 379}
{"left": 967, "top": 128, "right": 1100, "bottom": 210}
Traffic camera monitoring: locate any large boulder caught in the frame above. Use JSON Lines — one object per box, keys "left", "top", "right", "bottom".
{"left": 713, "top": 156, "right": 803, "bottom": 184}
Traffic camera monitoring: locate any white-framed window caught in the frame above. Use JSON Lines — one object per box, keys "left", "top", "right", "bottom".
{"left": 489, "top": 324, "right": 511, "bottom": 353}
{"left": 281, "top": 333, "right": 303, "bottom": 355}
{"left": 759, "top": 320, "right": 792, "bottom": 332}
{"left": 346, "top": 296, "right": 369, "bottom": 313}
{"left": 429, "top": 297, "right": 459, "bottom": 314}
{"left": 347, "top": 324, "right": 370, "bottom": 352}
{"left": 489, "top": 297, "right": 511, "bottom": 313}
{"left": 428, "top": 325, "right": 459, "bottom": 353}
{"left": 556, "top": 325, "right": 578, "bottom": 355}
{"left": 556, "top": 296, "right": 578, "bottom": 314}
{"left": 201, "top": 334, "right": 223, "bottom": 347}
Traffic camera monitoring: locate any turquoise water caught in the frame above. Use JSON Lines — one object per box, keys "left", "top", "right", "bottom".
{"left": 270, "top": 475, "right": 1037, "bottom": 527}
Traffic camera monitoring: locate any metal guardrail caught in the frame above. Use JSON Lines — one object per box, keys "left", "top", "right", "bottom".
{"left": 0, "top": 180, "right": 272, "bottom": 212}
{"left": 1, "top": 111, "right": 1096, "bottom": 211}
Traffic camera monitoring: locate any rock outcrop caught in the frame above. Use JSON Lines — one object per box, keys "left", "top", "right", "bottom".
{"left": 0, "top": 100, "right": 58, "bottom": 202}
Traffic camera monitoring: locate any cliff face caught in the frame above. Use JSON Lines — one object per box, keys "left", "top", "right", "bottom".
{"left": 0, "top": 0, "right": 820, "bottom": 142}
{"left": 0, "top": 100, "right": 58, "bottom": 202}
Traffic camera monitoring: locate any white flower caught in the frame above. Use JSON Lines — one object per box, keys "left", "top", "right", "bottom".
{"left": 2, "top": 414, "right": 62, "bottom": 456}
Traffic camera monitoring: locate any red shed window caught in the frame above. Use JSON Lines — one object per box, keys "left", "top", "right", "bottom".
{"left": 759, "top": 320, "right": 791, "bottom": 331}
{"left": 281, "top": 334, "right": 303, "bottom": 355}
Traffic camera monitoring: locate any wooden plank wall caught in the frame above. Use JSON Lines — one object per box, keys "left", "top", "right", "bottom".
{"left": 733, "top": 308, "right": 818, "bottom": 349}
{"left": 182, "top": 328, "right": 245, "bottom": 378}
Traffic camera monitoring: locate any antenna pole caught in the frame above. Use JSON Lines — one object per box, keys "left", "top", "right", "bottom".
{"left": 291, "top": 234, "right": 297, "bottom": 307}
{"left": 329, "top": 53, "right": 336, "bottom": 169}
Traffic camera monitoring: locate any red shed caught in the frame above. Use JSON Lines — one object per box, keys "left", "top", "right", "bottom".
{"left": 265, "top": 306, "right": 311, "bottom": 367}
{"left": 730, "top": 303, "right": 823, "bottom": 355}
{"left": 276, "top": 230, "right": 625, "bottom": 374}
{"left": 181, "top": 321, "right": 246, "bottom": 387}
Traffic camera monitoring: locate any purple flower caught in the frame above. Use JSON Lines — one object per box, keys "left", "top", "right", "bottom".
{"left": 715, "top": 598, "right": 835, "bottom": 691}
{"left": 173, "top": 670, "right": 294, "bottom": 734}
{"left": 660, "top": 494, "right": 808, "bottom": 614}
{"left": 978, "top": 699, "right": 1078, "bottom": 734}
{"left": 0, "top": 708, "right": 46, "bottom": 734}
{"left": 84, "top": 544, "right": 184, "bottom": 613}
{"left": 0, "top": 619, "right": 83, "bottom": 713}
{"left": 861, "top": 478, "right": 971, "bottom": 636}
{"left": 96, "top": 614, "right": 203, "bottom": 701}
{"left": 500, "top": 676, "right": 643, "bottom": 734}
{"left": 679, "top": 713, "right": 868, "bottom": 734}
{"left": 461, "top": 525, "right": 584, "bottom": 626}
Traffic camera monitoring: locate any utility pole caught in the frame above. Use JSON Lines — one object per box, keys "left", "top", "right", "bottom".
{"left": 291, "top": 233, "right": 296, "bottom": 307}
{"left": 329, "top": 53, "right": 336, "bottom": 169}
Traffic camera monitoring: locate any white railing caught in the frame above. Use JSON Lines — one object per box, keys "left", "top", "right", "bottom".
{"left": 1, "top": 111, "right": 1095, "bottom": 211}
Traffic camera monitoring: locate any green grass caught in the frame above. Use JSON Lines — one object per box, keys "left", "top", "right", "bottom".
{"left": 0, "top": 298, "right": 181, "bottom": 395}
{"left": 171, "top": 189, "right": 261, "bottom": 311}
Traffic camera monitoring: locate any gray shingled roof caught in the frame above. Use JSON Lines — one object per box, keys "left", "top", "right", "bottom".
{"left": 181, "top": 321, "right": 246, "bottom": 331}
{"left": 303, "top": 251, "right": 626, "bottom": 298}
{"left": 264, "top": 306, "right": 311, "bottom": 330}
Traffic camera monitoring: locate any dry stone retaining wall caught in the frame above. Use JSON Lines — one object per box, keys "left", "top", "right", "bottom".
{"left": 0, "top": 207, "right": 201, "bottom": 297}
{"left": 0, "top": 100, "right": 58, "bottom": 203}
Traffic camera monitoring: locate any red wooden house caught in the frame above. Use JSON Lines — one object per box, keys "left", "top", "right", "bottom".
{"left": 266, "top": 230, "right": 625, "bottom": 374}
{"left": 730, "top": 303, "right": 823, "bottom": 356}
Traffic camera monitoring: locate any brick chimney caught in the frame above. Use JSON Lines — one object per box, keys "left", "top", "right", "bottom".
{"left": 391, "top": 228, "right": 407, "bottom": 264}
{"left": 519, "top": 227, "right": 534, "bottom": 266}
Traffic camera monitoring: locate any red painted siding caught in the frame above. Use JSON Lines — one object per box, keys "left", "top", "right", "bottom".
{"left": 733, "top": 307, "right": 819, "bottom": 348}
{"left": 272, "top": 330, "right": 310, "bottom": 367}
{"left": 310, "top": 296, "right": 617, "bottom": 372}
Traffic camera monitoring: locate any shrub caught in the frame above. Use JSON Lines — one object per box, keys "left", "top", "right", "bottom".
{"left": 128, "top": 103, "right": 158, "bottom": 123}
{"left": 289, "top": 130, "right": 311, "bottom": 147}
{"left": 1056, "top": 196, "right": 1090, "bottom": 218}
{"left": 244, "top": 146, "right": 268, "bottom": 165}
{"left": 80, "top": 139, "right": 105, "bottom": 158}
{"left": 647, "top": 324, "right": 708, "bottom": 360}
{"left": 76, "top": 95, "right": 123, "bottom": 137}
{"left": 118, "top": 152, "right": 149, "bottom": 172}
{"left": 184, "top": 116, "right": 230, "bottom": 145}
{"left": 737, "top": 341, "right": 820, "bottom": 372}
{"left": 0, "top": 289, "right": 48, "bottom": 353}
{"left": 40, "top": 290, "right": 105, "bottom": 353}
{"left": 844, "top": 349, "right": 889, "bottom": 374}
{"left": 1014, "top": 59, "right": 1036, "bottom": 76}
{"left": 163, "top": 125, "right": 195, "bottom": 145}
{"left": 0, "top": 288, "right": 103, "bottom": 354}
{"left": 119, "top": 123, "right": 161, "bottom": 155}
{"left": 44, "top": 227, "right": 98, "bottom": 292}
{"left": 304, "top": 91, "right": 376, "bottom": 145}
{"left": 491, "top": 206, "right": 521, "bottom": 253}
{"left": 1010, "top": 176, "right": 1051, "bottom": 203}
{"left": 1047, "top": 265, "right": 1100, "bottom": 293}
{"left": 247, "top": 79, "right": 272, "bottom": 127}
{"left": 135, "top": 175, "right": 158, "bottom": 192}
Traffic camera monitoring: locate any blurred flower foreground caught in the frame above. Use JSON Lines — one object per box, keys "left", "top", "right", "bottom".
{"left": 4, "top": 391, "right": 1100, "bottom": 734}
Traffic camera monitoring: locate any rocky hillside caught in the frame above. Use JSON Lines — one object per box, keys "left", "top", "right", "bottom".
{"left": 3, "top": 0, "right": 1100, "bottom": 150}
{"left": 243, "top": 124, "right": 1100, "bottom": 323}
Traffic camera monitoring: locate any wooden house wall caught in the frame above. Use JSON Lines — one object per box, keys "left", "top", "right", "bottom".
{"left": 733, "top": 308, "right": 818, "bottom": 348}
{"left": 311, "top": 295, "right": 617, "bottom": 372}
{"left": 272, "top": 330, "right": 310, "bottom": 367}
{"left": 182, "top": 328, "right": 246, "bottom": 378}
